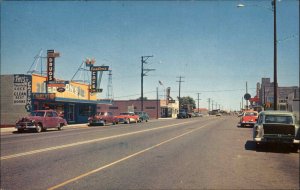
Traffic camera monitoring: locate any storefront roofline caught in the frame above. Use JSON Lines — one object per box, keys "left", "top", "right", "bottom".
{"left": 55, "top": 97, "right": 99, "bottom": 104}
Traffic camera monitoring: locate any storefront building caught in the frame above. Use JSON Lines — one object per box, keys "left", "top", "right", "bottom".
{"left": 1, "top": 74, "right": 98, "bottom": 126}
{"left": 96, "top": 99, "right": 179, "bottom": 119}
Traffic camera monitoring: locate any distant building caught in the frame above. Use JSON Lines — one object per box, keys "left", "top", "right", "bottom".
{"left": 258, "top": 77, "right": 299, "bottom": 111}
{"left": 97, "top": 99, "right": 179, "bottom": 119}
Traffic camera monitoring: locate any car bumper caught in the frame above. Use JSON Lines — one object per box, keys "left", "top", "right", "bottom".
{"left": 254, "top": 137, "right": 300, "bottom": 144}
{"left": 89, "top": 120, "right": 105, "bottom": 126}
{"left": 16, "top": 124, "right": 36, "bottom": 129}
{"left": 241, "top": 122, "right": 256, "bottom": 127}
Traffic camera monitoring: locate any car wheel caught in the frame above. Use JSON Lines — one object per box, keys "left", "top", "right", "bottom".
{"left": 36, "top": 124, "right": 42, "bottom": 133}
{"left": 291, "top": 144, "right": 299, "bottom": 153}
{"left": 58, "top": 123, "right": 63, "bottom": 131}
{"left": 18, "top": 128, "right": 24, "bottom": 133}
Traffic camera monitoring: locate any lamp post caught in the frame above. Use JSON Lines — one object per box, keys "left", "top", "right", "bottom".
{"left": 237, "top": 0, "right": 278, "bottom": 110}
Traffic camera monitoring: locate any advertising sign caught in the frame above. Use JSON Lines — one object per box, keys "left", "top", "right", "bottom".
{"left": 91, "top": 71, "right": 97, "bottom": 92}
{"left": 32, "top": 93, "right": 56, "bottom": 100}
{"left": 47, "top": 50, "right": 55, "bottom": 82}
{"left": 90, "top": 66, "right": 109, "bottom": 71}
{"left": 13, "top": 74, "right": 32, "bottom": 111}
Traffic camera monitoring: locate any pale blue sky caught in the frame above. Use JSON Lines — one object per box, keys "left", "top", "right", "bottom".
{"left": 1, "top": 0, "right": 299, "bottom": 110}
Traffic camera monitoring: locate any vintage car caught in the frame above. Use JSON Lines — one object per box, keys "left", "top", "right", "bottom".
{"left": 240, "top": 110, "right": 258, "bottom": 127}
{"left": 88, "top": 112, "right": 118, "bottom": 126}
{"left": 134, "top": 111, "right": 150, "bottom": 122}
{"left": 253, "top": 111, "right": 300, "bottom": 152}
{"left": 15, "top": 110, "right": 68, "bottom": 133}
{"left": 115, "top": 112, "right": 139, "bottom": 124}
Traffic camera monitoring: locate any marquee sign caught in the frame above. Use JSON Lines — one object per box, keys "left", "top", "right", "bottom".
{"left": 90, "top": 66, "right": 109, "bottom": 71}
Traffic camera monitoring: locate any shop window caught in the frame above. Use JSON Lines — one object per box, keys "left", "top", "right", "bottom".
{"left": 79, "top": 105, "right": 92, "bottom": 116}
{"left": 109, "top": 106, "right": 118, "bottom": 109}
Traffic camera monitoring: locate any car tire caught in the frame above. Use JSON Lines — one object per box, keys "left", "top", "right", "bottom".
{"left": 58, "top": 123, "right": 63, "bottom": 131}
{"left": 36, "top": 124, "right": 42, "bottom": 133}
{"left": 18, "top": 128, "right": 24, "bottom": 133}
{"left": 291, "top": 144, "right": 299, "bottom": 153}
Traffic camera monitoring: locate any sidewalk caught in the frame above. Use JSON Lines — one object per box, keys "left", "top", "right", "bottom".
{"left": 0, "top": 123, "right": 88, "bottom": 134}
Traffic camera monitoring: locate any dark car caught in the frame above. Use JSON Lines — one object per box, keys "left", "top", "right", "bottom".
{"left": 88, "top": 112, "right": 119, "bottom": 126}
{"left": 134, "top": 111, "right": 150, "bottom": 122}
{"left": 177, "top": 109, "right": 188, "bottom": 119}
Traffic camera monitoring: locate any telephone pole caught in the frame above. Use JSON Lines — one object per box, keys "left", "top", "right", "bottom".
{"left": 141, "top": 55, "right": 154, "bottom": 111}
{"left": 176, "top": 76, "right": 184, "bottom": 108}
{"left": 208, "top": 98, "right": 211, "bottom": 111}
{"left": 196, "top": 93, "right": 201, "bottom": 113}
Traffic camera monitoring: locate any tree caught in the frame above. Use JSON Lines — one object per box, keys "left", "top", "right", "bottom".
{"left": 178, "top": 96, "right": 196, "bottom": 109}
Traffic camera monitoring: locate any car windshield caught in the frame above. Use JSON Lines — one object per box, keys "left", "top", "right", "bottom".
{"left": 30, "top": 111, "right": 45, "bottom": 117}
{"left": 245, "top": 112, "right": 257, "bottom": 116}
{"left": 265, "top": 115, "right": 293, "bottom": 124}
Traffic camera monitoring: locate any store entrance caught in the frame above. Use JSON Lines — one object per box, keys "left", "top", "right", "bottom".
{"left": 68, "top": 104, "right": 75, "bottom": 122}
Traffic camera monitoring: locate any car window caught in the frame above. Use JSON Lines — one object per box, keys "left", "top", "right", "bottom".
{"left": 265, "top": 115, "right": 293, "bottom": 124}
{"left": 52, "top": 112, "right": 58, "bottom": 117}
{"left": 46, "top": 112, "right": 53, "bottom": 117}
{"left": 35, "top": 111, "right": 45, "bottom": 117}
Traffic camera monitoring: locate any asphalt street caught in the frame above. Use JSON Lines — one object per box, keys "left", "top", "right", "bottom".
{"left": 1, "top": 116, "right": 299, "bottom": 189}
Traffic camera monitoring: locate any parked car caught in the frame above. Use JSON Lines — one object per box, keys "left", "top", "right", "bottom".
{"left": 88, "top": 112, "right": 118, "bottom": 126}
{"left": 134, "top": 111, "right": 149, "bottom": 122}
{"left": 240, "top": 110, "right": 258, "bottom": 128}
{"left": 177, "top": 109, "right": 188, "bottom": 119}
{"left": 115, "top": 112, "right": 139, "bottom": 124}
{"left": 253, "top": 111, "right": 300, "bottom": 152}
{"left": 15, "top": 110, "right": 68, "bottom": 133}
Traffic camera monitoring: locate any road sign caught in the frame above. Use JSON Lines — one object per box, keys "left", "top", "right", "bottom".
{"left": 244, "top": 93, "right": 251, "bottom": 100}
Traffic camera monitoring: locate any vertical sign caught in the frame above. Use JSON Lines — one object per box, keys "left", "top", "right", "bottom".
{"left": 47, "top": 50, "right": 55, "bottom": 82}
{"left": 13, "top": 75, "right": 32, "bottom": 112}
{"left": 91, "top": 71, "right": 97, "bottom": 92}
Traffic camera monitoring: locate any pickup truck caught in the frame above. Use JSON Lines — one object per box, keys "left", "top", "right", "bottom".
{"left": 253, "top": 111, "right": 300, "bottom": 152}
{"left": 88, "top": 112, "right": 119, "bottom": 126}
{"left": 177, "top": 109, "right": 188, "bottom": 119}
{"left": 15, "top": 110, "right": 68, "bottom": 133}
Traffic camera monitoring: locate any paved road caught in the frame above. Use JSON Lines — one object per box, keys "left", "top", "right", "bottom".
{"left": 1, "top": 116, "right": 299, "bottom": 189}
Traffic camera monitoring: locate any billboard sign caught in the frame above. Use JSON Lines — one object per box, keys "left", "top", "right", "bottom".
{"left": 13, "top": 74, "right": 32, "bottom": 111}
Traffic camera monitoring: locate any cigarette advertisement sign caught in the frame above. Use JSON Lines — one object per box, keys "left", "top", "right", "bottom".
{"left": 13, "top": 74, "right": 32, "bottom": 111}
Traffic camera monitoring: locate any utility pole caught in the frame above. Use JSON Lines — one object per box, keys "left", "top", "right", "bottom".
{"left": 196, "top": 93, "right": 201, "bottom": 113}
{"left": 141, "top": 55, "right": 154, "bottom": 111}
{"left": 176, "top": 76, "right": 184, "bottom": 108}
{"left": 156, "top": 87, "right": 159, "bottom": 119}
{"left": 208, "top": 98, "right": 211, "bottom": 111}
{"left": 246, "top": 81, "right": 249, "bottom": 109}
{"left": 211, "top": 99, "right": 214, "bottom": 110}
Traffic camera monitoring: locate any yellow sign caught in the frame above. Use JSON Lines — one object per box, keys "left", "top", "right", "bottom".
{"left": 32, "top": 74, "right": 97, "bottom": 100}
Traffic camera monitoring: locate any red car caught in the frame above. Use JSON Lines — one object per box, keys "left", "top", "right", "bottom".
{"left": 88, "top": 112, "right": 119, "bottom": 126}
{"left": 240, "top": 111, "right": 258, "bottom": 128}
{"left": 15, "top": 110, "right": 68, "bottom": 133}
{"left": 115, "top": 112, "right": 139, "bottom": 124}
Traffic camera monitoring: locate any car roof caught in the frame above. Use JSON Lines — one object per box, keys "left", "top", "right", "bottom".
{"left": 259, "top": 110, "right": 294, "bottom": 116}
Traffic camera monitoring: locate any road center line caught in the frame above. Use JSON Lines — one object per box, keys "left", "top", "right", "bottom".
{"left": 48, "top": 122, "right": 211, "bottom": 190}
{"left": 1, "top": 120, "right": 202, "bottom": 161}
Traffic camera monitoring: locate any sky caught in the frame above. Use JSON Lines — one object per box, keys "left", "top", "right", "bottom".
{"left": 1, "top": 0, "right": 299, "bottom": 111}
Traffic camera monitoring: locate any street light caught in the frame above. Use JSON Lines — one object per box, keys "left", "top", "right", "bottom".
{"left": 237, "top": 0, "right": 278, "bottom": 110}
